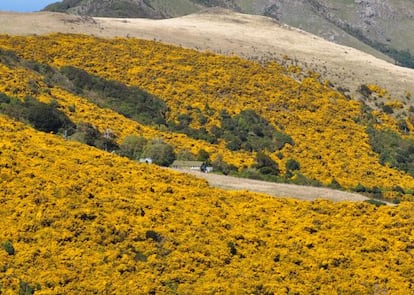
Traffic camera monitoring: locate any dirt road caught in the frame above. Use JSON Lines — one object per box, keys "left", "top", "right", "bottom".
{"left": 178, "top": 169, "right": 369, "bottom": 202}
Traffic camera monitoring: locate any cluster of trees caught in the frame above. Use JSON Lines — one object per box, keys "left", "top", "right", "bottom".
{"left": 0, "top": 92, "right": 177, "bottom": 167}
{"left": 0, "top": 93, "right": 75, "bottom": 134}
{"left": 367, "top": 126, "right": 414, "bottom": 176}
{"left": 214, "top": 109, "right": 293, "bottom": 152}
{"left": 119, "top": 135, "right": 175, "bottom": 167}
{"left": 58, "top": 66, "right": 169, "bottom": 126}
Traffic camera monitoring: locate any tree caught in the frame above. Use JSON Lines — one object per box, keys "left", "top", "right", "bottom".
{"left": 286, "top": 159, "right": 300, "bottom": 171}
{"left": 254, "top": 152, "right": 279, "bottom": 175}
{"left": 142, "top": 140, "right": 176, "bottom": 166}
{"left": 211, "top": 154, "right": 237, "bottom": 175}
{"left": 197, "top": 149, "right": 210, "bottom": 162}
{"left": 119, "top": 135, "right": 147, "bottom": 160}
{"left": 176, "top": 149, "right": 196, "bottom": 161}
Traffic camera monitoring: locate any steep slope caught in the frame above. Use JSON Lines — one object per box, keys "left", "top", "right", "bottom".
{"left": 1, "top": 114, "right": 414, "bottom": 293}
{"left": 1, "top": 33, "right": 414, "bottom": 201}
{"left": 2, "top": 14, "right": 414, "bottom": 294}
{"left": 43, "top": 0, "right": 414, "bottom": 68}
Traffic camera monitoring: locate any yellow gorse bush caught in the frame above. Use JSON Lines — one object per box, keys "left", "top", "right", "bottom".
{"left": 0, "top": 33, "right": 413, "bottom": 190}
{"left": 1, "top": 114, "right": 414, "bottom": 293}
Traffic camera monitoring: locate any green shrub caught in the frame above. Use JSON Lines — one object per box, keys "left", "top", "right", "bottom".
{"left": 119, "top": 135, "right": 147, "bottom": 160}
{"left": 328, "top": 178, "right": 343, "bottom": 190}
{"left": 19, "top": 280, "right": 35, "bottom": 295}
{"left": 69, "top": 122, "right": 119, "bottom": 151}
{"left": 196, "top": 149, "right": 210, "bottom": 162}
{"left": 142, "top": 140, "right": 176, "bottom": 167}
{"left": 254, "top": 152, "right": 279, "bottom": 175}
{"left": 134, "top": 252, "right": 148, "bottom": 262}
{"left": 289, "top": 173, "right": 323, "bottom": 187}
{"left": 354, "top": 183, "right": 367, "bottom": 193}
{"left": 211, "top": 154, "right": 237, "bottom": 175}
{"left": 382, "top": 105, "right": 394, "bottom": 114}
{"left": 145, "top": 230, "right": 163, "bottom": 243}
{"left": 2, "top": 240, "right": 15, "bottom": 255}
{"left": 364, "top": 199, "right": 386, "bottom": 207}
{"left": 367, "top": 126, "right": 414, "bottom": 176}
{"left": 358, "top": 84, "right": 372, "bottom": 97}
{"left": 0, "top": 94, "right": 76, "bottom": 134}
{"left": 286, "top": 159, "right": 300, "bottom": 171}
{"left": 59, "top": 66, "right": 169, "bottom": 125}
{"left": 0, "top": 92, "right": 10, "bottom": 104}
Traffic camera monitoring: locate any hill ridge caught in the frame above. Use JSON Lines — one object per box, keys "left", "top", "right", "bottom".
{"left": 1, "top": 10, "right": 413, "bottom": 104}
{"left": 42, "top": 0, "right": 414, "bottom": 68}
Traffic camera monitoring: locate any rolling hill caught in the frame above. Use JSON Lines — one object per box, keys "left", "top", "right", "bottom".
{"left": 1, "top": 9, "right": 414, "bottom": 294}
{"left": 1, "top": 10, "right": 414, "bottom": 112}
{"left": 43, "top": 0, "right": 414, "bottom": 68}
{"left": 1, "top": 30, "right": 414, "bottom": 198}
{"left": 1, "top": 114, "right": 414, "bottom": 293}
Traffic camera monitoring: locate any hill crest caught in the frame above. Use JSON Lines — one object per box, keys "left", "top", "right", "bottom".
{"left": 0, "top": 9, "right": 413, "bottom": 105}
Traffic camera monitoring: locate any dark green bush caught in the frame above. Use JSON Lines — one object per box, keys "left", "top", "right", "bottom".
{"left": 354, "top": 183, "right": 367, "bottom": 193}
{"left": 134, "top": 252, "right": 148, "bottom": 262}
{"left": 142, "top": 140, "right": 176, "bottom": 167}
{"left": 254, "top": 152, "right": 279, "bottom": 175}
{"left": 215, "top": 109, "right": 293, "bottom": 153}
{"left": 286, "top": 159, "right": 300, "bottom": 171}
{"left": 145, "top": 230, "right": 163, "bottom": 243}
{"left": 2, "top": 240, "right": 15, "bottom": 255}
{"left": 119, "top": 135, "right": 147, "bottom": 160}
{"left": 0, "top": 94, "right": 76, "bottom": 134}
{"left": 364, "top": 199, "right": 386, "bottom": 207}
{"left": 367, "top": 126, "right": 414, "bottom": 176}
{"left": 211, "top": 154, "right": 237, "bottom": 175}
{"left": 328, "top": 179, "right": 343, "bottom": 190}
{"left": 59, "top": 66, "right": 169, "bottom": 125}
{"left": 382, "top": 105, "right": 394, "bottom": 114}
{"left": 289, "top": 173, "right": 323, "bottom": 187}
{"left": 0, "top": 92, "right": 10, "bottom": 104}
{"left": 19, "top": 280, "right": 35, "bottom": 295}
{"left": 69, "top": 122, "right": 119, "bottom": 151}
{"left": 358, "top": 84, "right": 372, "bottom": 97}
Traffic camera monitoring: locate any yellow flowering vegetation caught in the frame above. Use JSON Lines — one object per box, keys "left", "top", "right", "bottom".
{"left": 1, "top": 114, "right": 414, "bottom": 294}
{"left": 0, "top": 51, "right": 252, "bottom": 168}
{"left": 1, "top": 34, "right": 413, "bottom": 193}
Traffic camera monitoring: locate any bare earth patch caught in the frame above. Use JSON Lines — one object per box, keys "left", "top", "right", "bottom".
{"left": 178, "top": 169, "right": 369, "bottom": 203}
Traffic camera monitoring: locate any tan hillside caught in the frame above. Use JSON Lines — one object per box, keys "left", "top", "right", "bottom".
{"left": 0, "top": 9, "right": 414, "bottom": 105}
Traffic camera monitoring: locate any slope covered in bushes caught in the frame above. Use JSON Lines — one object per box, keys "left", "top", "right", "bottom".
{"left": 1, "top": 34, "right": 414, "bottom": 198}
{"left": 1, "top": 114, "right": 414, "bottom": 294}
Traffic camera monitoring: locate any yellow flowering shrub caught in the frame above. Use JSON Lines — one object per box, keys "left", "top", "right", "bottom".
{"left": 1, "top": 115, "right": 414, "bottom": 293}
{"left": 0, "top": 116, "right": 414, "bottom": 294}
{"left": 1, "top": 34, "right": 414, "bottom": 191}
{"left": 367, "top": 84, "right": 388, "bottom": 98}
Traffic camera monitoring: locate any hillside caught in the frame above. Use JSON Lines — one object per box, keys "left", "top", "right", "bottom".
{"left": 1, "top": 11, "right": 414, "bottom": 113}
{"left": 2, "top": 10, "right": 414, "bottom": 294}
{"left": 43, "top": 0, "right": 414, "bottom": 68}
{"left": 1, "top": 114, "right": 414, "bottom": 293}
{"left": 1, "top": 32, "right": 414, "bottom": 202}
